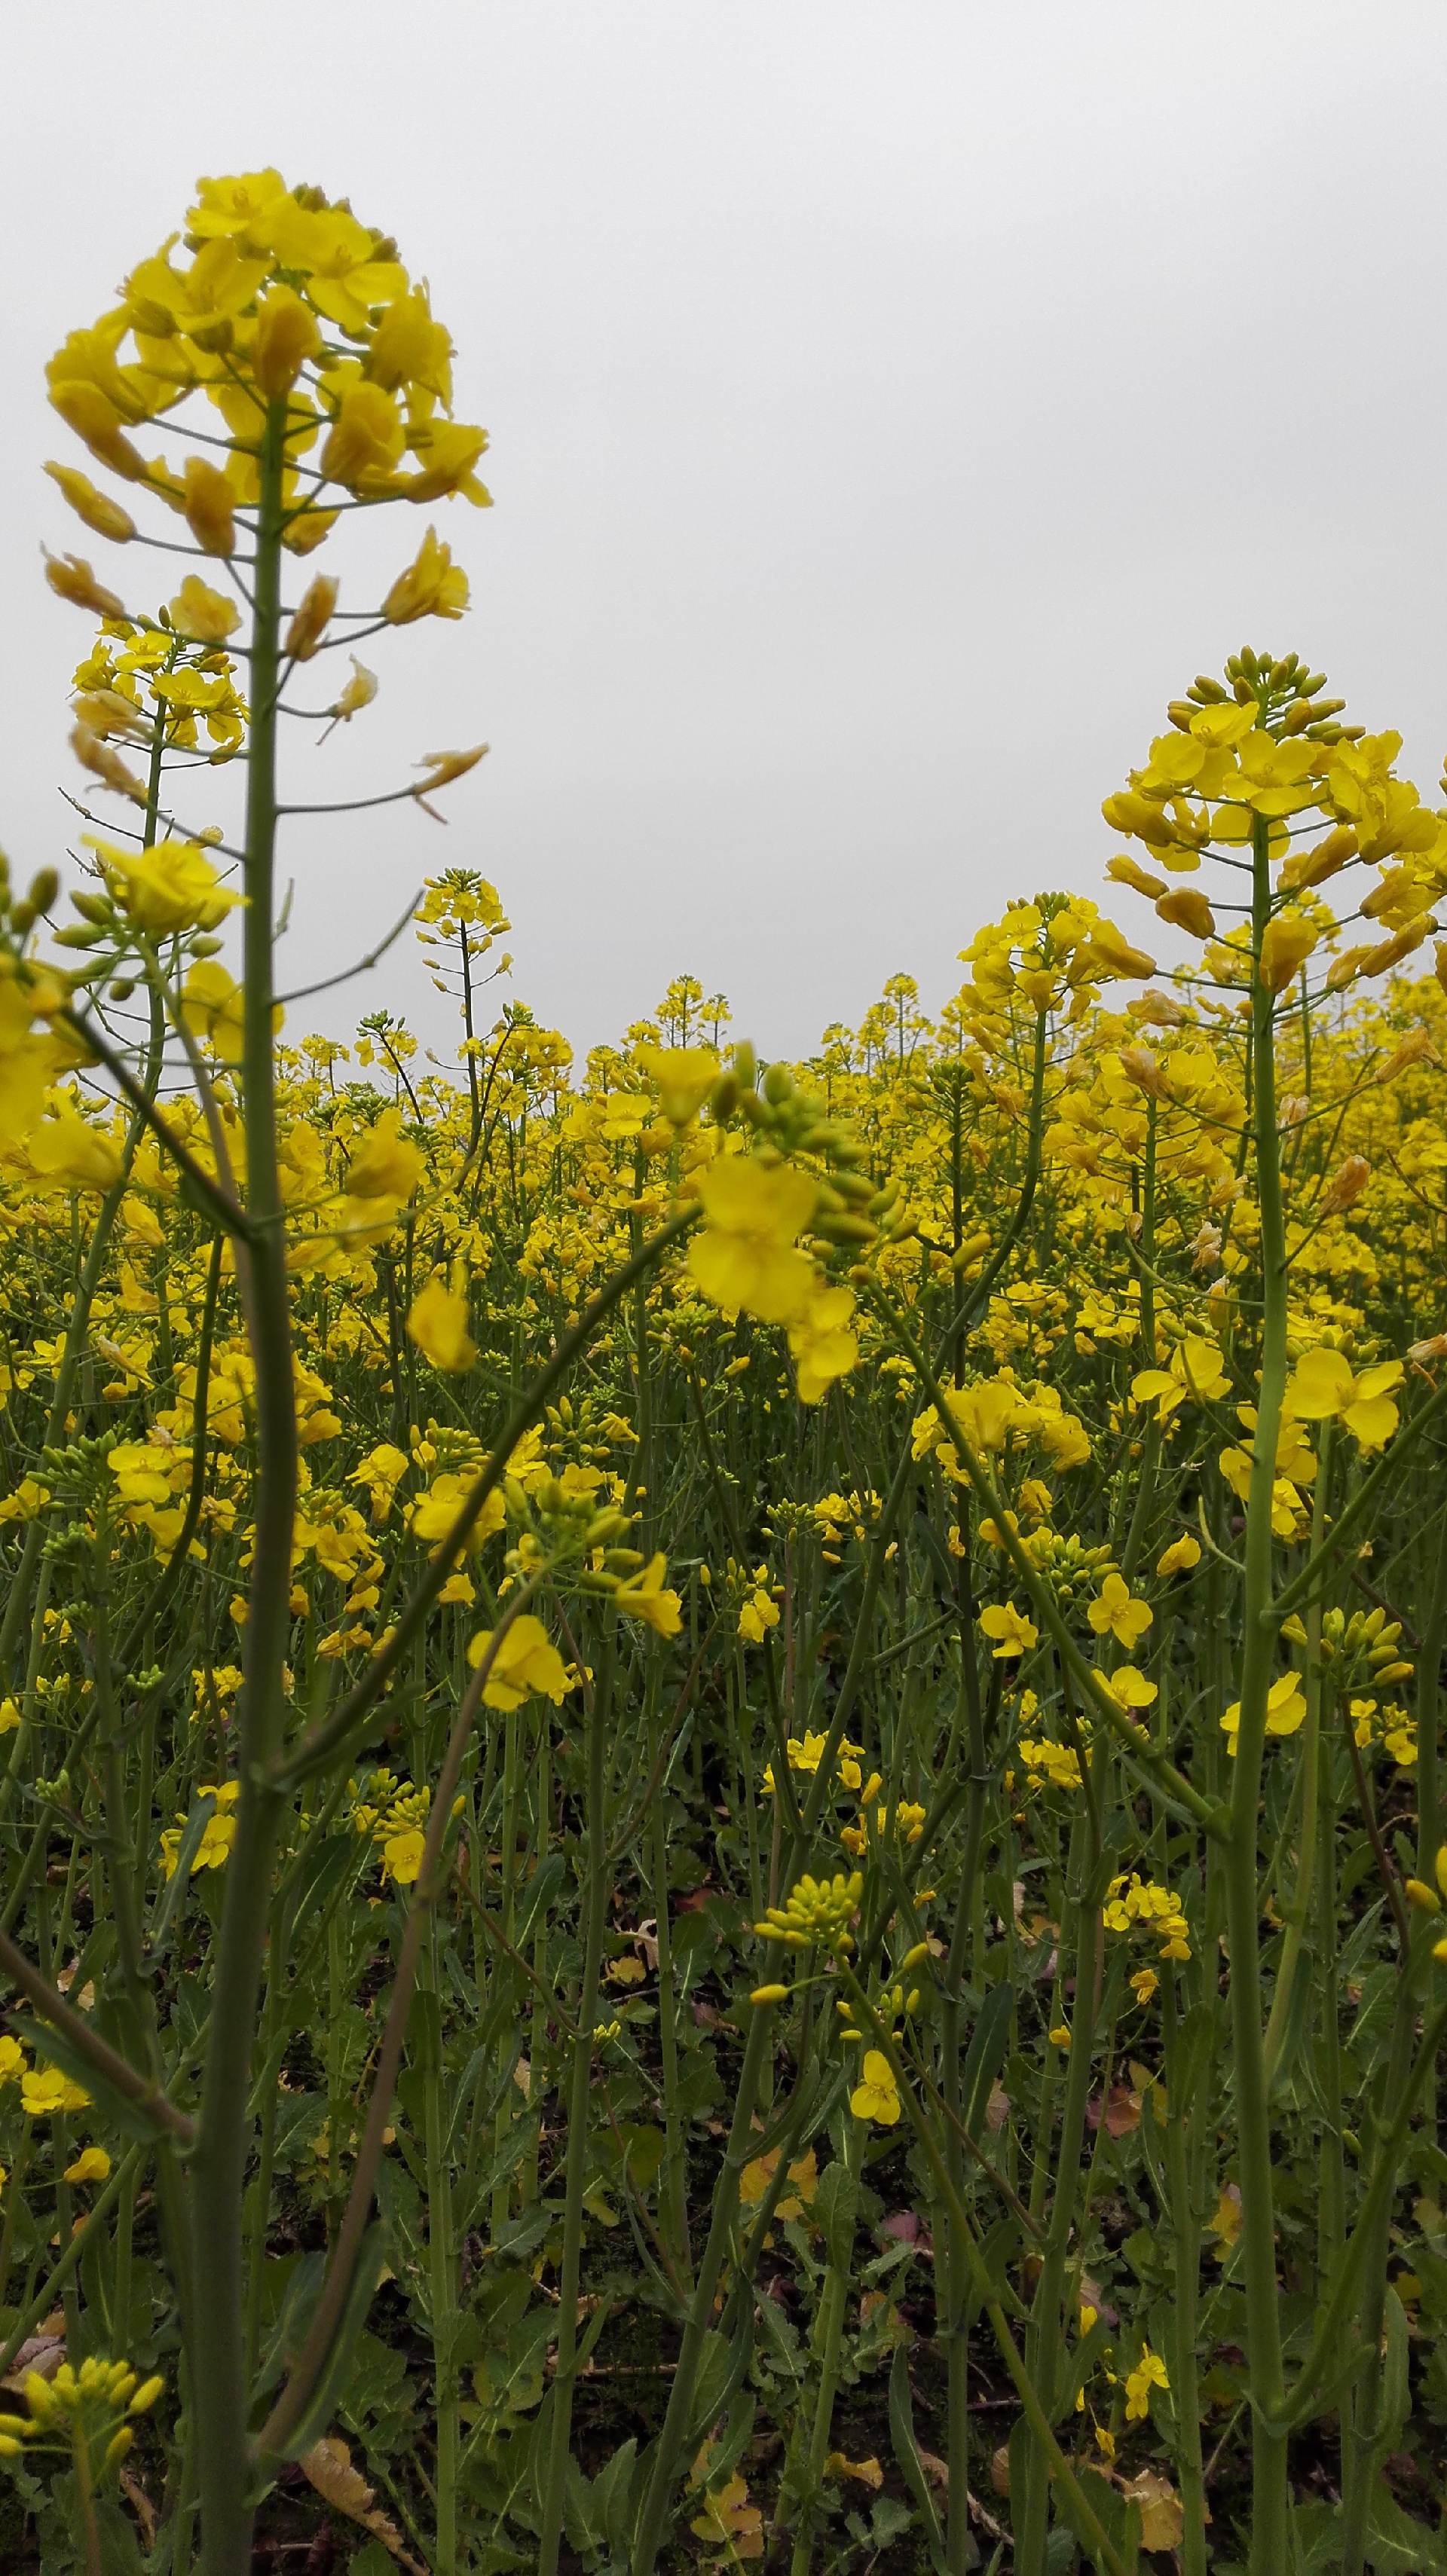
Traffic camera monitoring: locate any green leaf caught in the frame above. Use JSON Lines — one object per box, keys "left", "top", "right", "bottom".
{"left": 813, "top": 2160, "right": 860, "bottom": 2278}
{"left": 256, "top": 2220, "right": 392, "bottom": 2462}
{"left": 962, "top": 1978, "right": 1014, "bottom": 2140}
{"left": 888, "top": 2343, "right": 947, "bottom": 2576}
{"left": 1362, "top": 2478, "right": 1447, "bottom": 2575}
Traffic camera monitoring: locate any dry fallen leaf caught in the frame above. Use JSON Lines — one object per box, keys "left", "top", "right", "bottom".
{"left": 623, "top": 1917, "right": 660, "bottom": 1971}
{"left": 300, "top": 2435, "right": 427, "bottom": 2573}
{"left": 825, "top": 2452, "right": 883, "bottom": 2491}
{"left": 690, "top": 2474, "right": 764, "bottom": 2559}
{"left": 990, "top": 2442, "right": 1011, "bottom": 2498}
{"left": 120, "top": 2467, "right": 157, "bottom": 2546}
{"left": 2, "top": 2324, "right": 65, "bottom": 2396}
{"left": 739, "top": 2144, "right": 816, "bottom": 2218}
{"left": 1208, "top": 2180, "right": 1243, "bottom": 2251}
{"left": 1120, "top": 2466, "right": 1185, "bottom": 2550}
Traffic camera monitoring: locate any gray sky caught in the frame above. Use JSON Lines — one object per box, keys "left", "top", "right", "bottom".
{"left": 5, "top": 4, "right": 1447, "bottom": 1065}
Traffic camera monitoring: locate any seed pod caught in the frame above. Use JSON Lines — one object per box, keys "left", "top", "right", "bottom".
{"left": 812, "top": 1210, "right": 878, "bottom": 1245}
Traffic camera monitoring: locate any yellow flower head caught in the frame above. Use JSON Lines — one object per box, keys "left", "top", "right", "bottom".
{"left": 1286, "top": 1346, "right": 1403, "bottom": 1453}
{"left": 85, "top": 833, "right": 240, "bottom": 936}
{"left": 849, "top": 2049, "right": 901, "bottom": 2127}
{"left": 467, "top": 1614, "right": 574, "bottom": 1710}
{"left": 407, "top": 1272, "right": 477, "bottom": 1374}
{"left": 612, "top": 1551, "right": 683, "bottom": 1638}
{"left": 687, "top": 1156, "right": 818, "bottom": 1324}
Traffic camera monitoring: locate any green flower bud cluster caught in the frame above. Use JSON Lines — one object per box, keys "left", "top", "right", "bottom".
{"left": 0, "top": 2354, "right": 163, "bottom": 2477}
{"left": 754, "top": 1870, "right": 864, "bottom": 1957}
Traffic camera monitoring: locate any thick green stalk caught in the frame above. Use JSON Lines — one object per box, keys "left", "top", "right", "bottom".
{"left": 187, "top": 397, "right": 296, "bottom": 2576}
{"left": 940, "top": 1527, "right": 987, "bottom": 2576}
{"left": 422, "top": 1921, "right": 460, "bottom": 2576}
{"left": 1017, "top": 1814, "right": 1106, "bottom": 2576}
{"left": 1263, "top": 1427, "right": 1332, "bottom": 2087}
{"left": 1162, "top": 1978, "right": 1207, "bottom": 2576}
{"left": 630, "top": 1998, "right": 777, "bottom": 2576}
{"left": 647, "top": 1691, "right": 690, "bottom": 2280}
{"left": 788, "top": 2116, "right": 862, "bottom": 2576}
{"left": 1224, "top": 808, "right": 1292, "bottom": 2571}
{"left": 538, "top": 1628, "right": 614, "bottom": 2576}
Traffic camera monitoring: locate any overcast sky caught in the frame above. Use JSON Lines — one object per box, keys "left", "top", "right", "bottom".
{"left": 5, "top": 5, "right": 1447, "bottom": 1066}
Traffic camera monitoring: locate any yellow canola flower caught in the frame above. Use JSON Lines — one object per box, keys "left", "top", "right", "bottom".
{"left": 347, "top": 1106, "right": 424, "bottom": 1201}
{"left": 613, "top": 1551, "right": 684, "bottom": 1638}
{"left": 382, "top": 1826, "right": 426, "bottom": 1886}
{"left": 1131, "top": 1336, "right": 1230, "bottom": 1425}
{"left": 167, "top": 574, "right": 240, "bottom": 642}
{"left": 979, "top": 1602, "right": 1038, "bottom": 1660}
{"left": 1219, "top": 1672, "right": 1306, "bottom": 1756}
{"left": 1017, "top": 1736, "right": 1082, "bottom": 1793}
{"left": 635, "top": 1044, "right": 718, "bottom": 1126}
{"left": 1156, "top": 1533, "right": 1202, "bottom": 1579}
{"left": 1124, "top": 2346, "right": 1170, "bottom": 2422}
{"left": 21, "top": 2065, "right": 91, "bottom": 2116}
{"left": 408, "top": 1272, "right": 477, "bottom": 1373}
{"left": 1103, "top": 1872, "right": 1191, "bottom": 1960}
{"left": 158, "top": 1780, "right": 241, "bottom": 1879}
{"left": 408, "top": 1472, "right": 503, "bottom": 1553}
{"left": 1101, "top": 1664, "right": 1157, "bottom": 1713}
{"left": 687, "top": 1156, "right": 818, "bottom": 1324}
{"left": 108, "top": 1442, "right": 175, "bottom": 1507}
{"left": 1087, "top": 1572, "right": 1152, "bottom": 1650}
{"left": 382, "top": 526, "right": 469, "bottom": 624}
{"left": 467, "top": 1614, "right": 574, "bottom": 1710}
{"left": 849, "top": 2049, "right": 901, "bottom": 2127}
{"left": 788, "top": 1284, "right": 860, "bottom": 1404}
{"left": 27, "top": 1112, "right": 124, "bottom": 1194}
{"left": 0, "top": 2037, "right": 28, "bottom": 2085}
{"left": 64, "top": 2147, "right": 112, "bottom": 2186}
{"left": 86, "top": 833, "right": 239, "bottom": 935}
{"left": 1285, "top": 1346, "right": 1403, "bottom": 1452}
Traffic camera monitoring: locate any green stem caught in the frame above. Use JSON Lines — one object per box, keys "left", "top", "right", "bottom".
{"left": 1225, "top": 810, "right": 1296, "bottom": 2571}
{"left": 187, "top": 396, "right": 295, "bottom": 2576}
{"left": 538, "top": 1626, "right": 614, "bottom": 2576}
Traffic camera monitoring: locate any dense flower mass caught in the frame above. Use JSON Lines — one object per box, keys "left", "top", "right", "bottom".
{"left": 11, "top": 170, "right": 1447, "bottom": 2576}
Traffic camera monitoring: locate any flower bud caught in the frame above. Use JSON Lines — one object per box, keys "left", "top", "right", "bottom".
{"left": 750, "top": 1984, "right": 790, "bottom": 2006}
{"left": 763, "top": 1061, "right": 793, "bottom": 1106}
{"left": 252, "top": 285, "right": 322, "bottom": 397}
{"left": 44, "top": 463, "right": 136, "bottom": 544}
{"left": 1321, "top": 1154, "right": 1370, "bottom": 1215}
{"left": 812, "top": 1211, "right": 878, "bottom": 1245}
{"left": 285, "top": 576, "right": 338, "bottom": 663}
{"left": 43, "top": 549, "right": 125, "bottom": 618}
